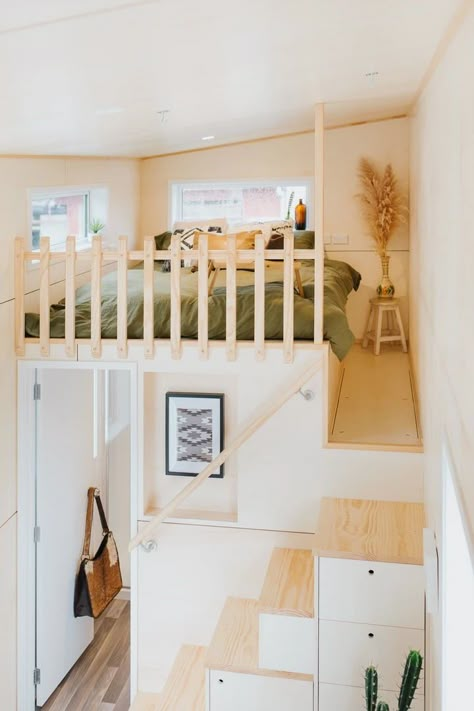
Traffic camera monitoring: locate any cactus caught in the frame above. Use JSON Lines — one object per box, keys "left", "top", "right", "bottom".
{"left": 365, "top": 666, "right": 378, "bottom": 711}
{"left": 398, "top": 650, "right": 423, "bottom": 711}
{"left": 364, "top": 650, "right": 423, "bottom": 711}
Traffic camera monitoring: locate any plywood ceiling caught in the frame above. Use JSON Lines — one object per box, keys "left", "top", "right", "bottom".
{"left": 0, "top": 0, "right": 464, "bottom": 156}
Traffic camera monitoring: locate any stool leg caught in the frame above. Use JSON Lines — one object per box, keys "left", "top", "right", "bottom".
{"left": 394, "top": 306, "right": 408, "bottom": 352}
{"left": 375, "top": 305, "right": 383, "bottom": 355}
{"left": 362, "top": 305, "right": 375, "bottom": 348}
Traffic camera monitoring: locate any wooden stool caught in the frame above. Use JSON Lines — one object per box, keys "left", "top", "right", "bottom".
{"left": 362, "top": 297, "right": 407, "bottom": 355}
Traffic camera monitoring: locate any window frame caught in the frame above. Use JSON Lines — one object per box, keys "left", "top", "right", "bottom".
{"left": 28, "top": 186, "right": 92, "bottom": 252}
{"left": 169, "top": 177, "right": 314, "bottom": 230}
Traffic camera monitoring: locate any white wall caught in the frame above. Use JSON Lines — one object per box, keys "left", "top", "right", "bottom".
{"left": 140, "top": 118, "right": 410, "bottom": 339}
{"left": 410, "top": 7, "right": 474, "bottom": 709}
{"left": 0, "top": 156, "right": 139, "bottom": 709}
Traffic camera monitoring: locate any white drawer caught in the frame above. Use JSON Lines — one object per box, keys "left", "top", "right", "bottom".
{"left": 319, "top": 557, "right": 424, "bottom": 629}
{"left": 209, "top": 671, "right": 313, "bottom": 711}
{"left": 319, "top": 683, "right": 424, "bottom": 711}
{"left": 319, "top": 620, "right": 424, "bottom": 692}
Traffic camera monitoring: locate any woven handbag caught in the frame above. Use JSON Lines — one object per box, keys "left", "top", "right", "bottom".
{"left": 74, "top": 487, "right": 123, "bottom": 618}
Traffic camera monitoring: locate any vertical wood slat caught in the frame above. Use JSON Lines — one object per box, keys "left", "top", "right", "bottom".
{"left": 117, "top": 235, "right": 128, "bottom": 358}
{"left": 65, "top": 236, "right": 76, "bottom": 358}
{"left": 254, "top": 232, "right": 265, "bottom": 360}
{"left": 91, "top": 235, "right": 102, "bottom": 358}
{"left": 198, "top": 233, "right": 209, "bottom": 359}
{"left": 225, "top": 234, "right": 237, "bottom": 361}
{"left": 39, "top": 237, "right": 50, "bottom": 357}
{"left": 143, "top": 236, "right": 155, "bottom": 359}
{"left": 170, "top": 234, "right": 181, "bottom": 359}
{"left": 283, "top": 233, "right": 294, "bottom": 363}
{"left": 314, "top": 103, "right": 325, "bottom": 343}
{"left": 14, "top": 237, "right": 25, "bottom": 356}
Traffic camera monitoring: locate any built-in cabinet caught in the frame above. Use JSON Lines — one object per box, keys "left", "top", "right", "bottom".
{"left": 0, "top": 515, "right": 17, "bottom": 711}
{"left": 315, "top": 498, "right": 425, "bottom": 711}
{"left": 208, "top": 671, "right": 313, "bottom": 711}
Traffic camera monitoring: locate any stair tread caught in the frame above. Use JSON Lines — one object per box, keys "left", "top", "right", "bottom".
{"left": 259, "top": 548, "right": 314, "bottom": 617}
{"left": 205, "top": 597, "right": 312, "bottom": 681}
{"left": 157, "top": 645, "right": 206, "bottom": 711}
{"left": 130, "top": 692, "right": 161, "bottom": 711}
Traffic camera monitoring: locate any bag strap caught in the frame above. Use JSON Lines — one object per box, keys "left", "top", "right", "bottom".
{"left": 81, "top": 487, "right": 110, "bottom": 560}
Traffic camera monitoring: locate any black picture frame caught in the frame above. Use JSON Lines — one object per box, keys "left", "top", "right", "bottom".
{"left": 165, "top": 392, "right": 225, "bottom": 478}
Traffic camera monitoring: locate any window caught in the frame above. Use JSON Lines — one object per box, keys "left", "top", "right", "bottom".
{"left": 29, "top": 188, "right": 90, "bottom": 251}
{"left": 170, "top": 179, "right": 312, "bottom": 227}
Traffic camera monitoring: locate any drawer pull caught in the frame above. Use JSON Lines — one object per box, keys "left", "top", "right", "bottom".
{"left": 368, "top": 633, "right": 374, "bottom": 638}
{"left": 368, "top": 569, "right": 375, "bottom": 575}
{"left": 218, "top": 678, "right": 224, "bottom": 684}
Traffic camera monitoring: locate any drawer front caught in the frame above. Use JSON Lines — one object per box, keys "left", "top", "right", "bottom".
{"left": 319, "top": 683, "right": 424, "bottom": 711}
{"left": 209, "top": 671, "right": 313, "bottom": 711}
{"left": 319, "top": 620, "right": 424, "bottom": 692}
{"left": 319, "top": 557, "right": 424, "bottom": 629}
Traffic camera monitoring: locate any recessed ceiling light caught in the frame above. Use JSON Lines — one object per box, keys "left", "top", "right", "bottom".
{"left": 202, "top": 135, "right": 215, "bottom": 141}
{"left": 95, "top": 107, "right": 124, "bottom": 115}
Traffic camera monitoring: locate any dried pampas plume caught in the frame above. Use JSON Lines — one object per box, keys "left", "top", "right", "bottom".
{"left": 356, "top": 158, "right": 407, "bottom": 256}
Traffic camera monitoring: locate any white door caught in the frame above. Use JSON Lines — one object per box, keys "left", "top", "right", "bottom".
{"left": 36, "top": 369, "right": 101, "bottom": 707}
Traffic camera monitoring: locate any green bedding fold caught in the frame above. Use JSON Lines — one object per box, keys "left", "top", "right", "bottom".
{"left": 25, "top": 258, "right": 361, "bottom": 360}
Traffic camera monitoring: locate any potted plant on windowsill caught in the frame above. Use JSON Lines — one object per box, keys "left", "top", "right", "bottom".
{"left": 356, "top": 158, "right": 407, "bottom": 298}
{"left": 89, "top": 218, "right": 105, "bottom": 241}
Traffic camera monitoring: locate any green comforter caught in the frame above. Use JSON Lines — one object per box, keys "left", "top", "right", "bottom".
{"left": 25, "top": 258, "right": 361, "bottom": 360}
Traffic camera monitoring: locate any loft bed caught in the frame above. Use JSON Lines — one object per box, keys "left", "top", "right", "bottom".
{"left": 15, "top": 229, "right": 360, "bottom": 363}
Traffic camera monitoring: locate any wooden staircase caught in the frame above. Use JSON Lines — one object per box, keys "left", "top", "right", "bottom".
{"left": 130, "top": 547, "right": 315, "bottom": 710}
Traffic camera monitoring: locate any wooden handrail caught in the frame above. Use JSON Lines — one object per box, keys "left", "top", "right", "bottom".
{"left": 129, "top": 358, "right": 322, "bottom": 551}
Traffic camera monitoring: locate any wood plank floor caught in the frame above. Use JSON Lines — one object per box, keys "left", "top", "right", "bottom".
{"left": 330, "top": 344, "right": 421, "bottom": 446}
{"left": 40, "top": 599, "right": 130, "bottom": 711}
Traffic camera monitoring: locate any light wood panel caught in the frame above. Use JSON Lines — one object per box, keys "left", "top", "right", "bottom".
{"left": 143, "top": 236, "right": 155, "bottom": 359}
{"left": 225, "top": 234, "right": 237, "bottom": 361}
{"left": 314, "top": 103, "right": 324, "bottom": 344}
{"left": 206, "top": 597, "right": 312, "bottom": 681}
{"left": 316, "top": 498, "right": 425, "bottom": 565}
{"left": 130, "top": 692, "right": 160, "bottom": 710}
{"left": 259, "top": 548, "right": 314, "bottom": 617}
{"left": 91, "top": 235, "right": 102, "bottom": 358}
{"left": 157, "top": 645, "right": 206, "bottom": 711}
{"left": 283, "top": 233, "right": 294, "bottom": 363}
{"left": 65, "top": 236, "right": 76, "bottom": 358}
{"left": 14, "top": 237, "right": 25, "bottom": 356}
{"left": 170, "top": 234, "right": 181, "bottom": 359}
{"left": 198, "top": 233, "right": 209, "bottom": 359}
{"left": 116, "top": 236, "right": 128, "bottom": 359}
{"left": 254, "top": 233, "right": 265, "bottom": 361}
{"left": 39, "top": 236, "right": 51, "bottom": 357}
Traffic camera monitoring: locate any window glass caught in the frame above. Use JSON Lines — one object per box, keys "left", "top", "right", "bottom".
{"left": 31, "top": 192, "right": 89, "bottom": 250}
{"left": 173, "top": 181, "right": 310, "bottom": 226}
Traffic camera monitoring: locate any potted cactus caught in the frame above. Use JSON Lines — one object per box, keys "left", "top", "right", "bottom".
{"left": 365, "top": 650, "right": 423, "bottom": 711}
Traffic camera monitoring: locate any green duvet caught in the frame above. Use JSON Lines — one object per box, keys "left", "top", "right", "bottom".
{"left": 25, "top": 257, "right": 361, "bottom": 361}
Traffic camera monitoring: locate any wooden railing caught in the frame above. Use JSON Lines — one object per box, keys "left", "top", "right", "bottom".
{"left": 129, "top": 358, "right": 322, "bottom": 551}
{"left": 15, "top": 232, "right": 320, "bottom": 362}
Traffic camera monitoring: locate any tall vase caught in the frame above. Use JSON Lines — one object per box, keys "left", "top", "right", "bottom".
{"left": 377, "top": 254, "right": 395, "bottom": 297}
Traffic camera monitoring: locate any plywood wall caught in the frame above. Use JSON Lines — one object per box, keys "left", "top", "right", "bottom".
{"left": 139, "top": 118, "right": 410, "bottom": 339}
{"left": 410, "top": 6, "right": 474, "bottom": 709}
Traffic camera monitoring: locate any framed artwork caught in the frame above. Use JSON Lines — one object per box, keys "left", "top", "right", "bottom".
{"left": 165, "top": 392, "right": 225, "bottom": 478}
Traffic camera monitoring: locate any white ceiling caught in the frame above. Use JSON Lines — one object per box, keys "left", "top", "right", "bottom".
{"left": 0, "top": 0, "right": 464, "bottom": 156}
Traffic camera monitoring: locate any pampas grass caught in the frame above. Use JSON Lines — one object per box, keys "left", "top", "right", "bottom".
{"left": 356, "top": 158, "right": 407, "bottom": 256}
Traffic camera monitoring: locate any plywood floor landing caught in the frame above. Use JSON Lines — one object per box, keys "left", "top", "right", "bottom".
{"left": 41, "top": 598, "right": 130, "bottom": 711}
{"left": 330, "top": 345, "right": 421, "bottom": 447}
